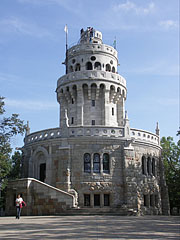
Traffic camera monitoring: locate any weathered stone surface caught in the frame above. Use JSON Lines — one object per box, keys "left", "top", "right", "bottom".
{"left": 5, "top": 27, "right": 170, "bottom": 216}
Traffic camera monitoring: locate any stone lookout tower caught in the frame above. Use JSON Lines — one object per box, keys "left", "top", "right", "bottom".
{"left": 6, "top": 27, "right": 170, "bottom": 216}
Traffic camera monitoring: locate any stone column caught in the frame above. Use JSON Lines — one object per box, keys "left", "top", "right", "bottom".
{"left": 76, "top": 87, "right": 84, "bottom": 126}
{"left": 59, "top": 94, "right": 67, "bottom": 128}
{"left": 28, "top": 148, "right": 33, "bottom": 178}
{"left": 46, "top": 145, "right": 52, "bottom": 185}
{"left": 123, "top": 146, "right": 138, "bottom": 211}
{"left": 104, "top": 90, "right": 110, "bottom": 126}
{"left": 117, "top": 96, "right": 125, "bottom": 126}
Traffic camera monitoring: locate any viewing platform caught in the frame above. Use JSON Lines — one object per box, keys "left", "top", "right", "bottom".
{"left": 57, "top": 70, "right": 126, "bottom": 88}
{"left": 24, "top": 126, "right": 159, "bottom": 146}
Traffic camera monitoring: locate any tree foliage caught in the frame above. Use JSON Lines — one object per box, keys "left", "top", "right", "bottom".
{"left": 161, "top": 136, "right": 180, "bottom": 212}
{"left": 0, "top": 96, "right": 26, "bottom": 209}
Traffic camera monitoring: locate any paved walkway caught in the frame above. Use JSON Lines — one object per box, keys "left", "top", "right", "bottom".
{"left": 0, "top": 215, "right": 179, "bottom": 240}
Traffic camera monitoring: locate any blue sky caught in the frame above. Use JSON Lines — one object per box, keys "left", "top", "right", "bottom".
{"left": 0, "top": 0, "right": 179, "bottom": 148}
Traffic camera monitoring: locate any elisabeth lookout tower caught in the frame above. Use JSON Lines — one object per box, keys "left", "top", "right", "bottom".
{"left": 6, "top": 27, "right": 170, "bottom": 216}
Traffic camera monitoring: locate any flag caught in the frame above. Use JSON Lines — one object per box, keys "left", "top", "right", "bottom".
{"left": 64, "top": 24, "right": 68, "bottom": 34}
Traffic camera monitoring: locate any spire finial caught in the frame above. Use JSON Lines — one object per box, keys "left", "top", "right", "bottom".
{"left": 25, "top": 121, "right": 30, "bottom": 136}
{"left": 155, "top": 122, "right": 160, "bottom": 136}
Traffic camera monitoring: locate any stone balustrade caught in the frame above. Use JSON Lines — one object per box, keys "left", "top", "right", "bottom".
{"left": 130, "top": 128, "right": 159, "bottom": 145}
{"left": 24, "top": 126, "right": 125, "bottom": 145}
{"left": 68, "top": 43, "right": 117, "bottom": 58}
{"left": 57, "top": 70, "right": 126, "bottom": 88}
{"left": 24, "top": 127, "right": 159, "bottom": 146}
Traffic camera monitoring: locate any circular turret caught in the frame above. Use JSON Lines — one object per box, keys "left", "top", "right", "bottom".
{"left": 56, "top": 27, "right": 127, "bottom": 129}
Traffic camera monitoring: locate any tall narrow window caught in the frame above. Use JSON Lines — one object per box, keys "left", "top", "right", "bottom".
{"left": 86, "top": 62, "right": 93, "bottom": 70}
{"left": 92, "top": 120, "right": 95, "bottom": 125}
{"left": 155, "top": 195, "right": 158, "bottom": 207}
{"left": 84, "top": 194, "right": 90, "bottom": 206}
{"left": 142, "top": 156, "right": 146, "bottom": 175}
{"left": 104, "top": 194, "right": 110, "bottom": 206}
{"left": 72, "top": 98, "right": 74, "bottom": 104}
{"left": 94, "top": 62, "right": 101, "bottom": 70}
{"left": 144, "top": 195, "right": 148, "bottom": 207}
{"left": 152, "top": 158, "right": 155, "bottom": 176}
{"left": 40, "top": 163, "right": 46, "bottom": 182}
{"left": 84, "top": 153, "right": 91, "bottom": 173}
{"left": 103, "top": 153, "right": 110, "bottom": 173}
{"left": 147, "top": 157, "right": 151, "bottom": 175}
{"left": 150, "top": 195, "right": 154, "bottom": 207}
{"left": 94, "top": 194, "right": 100, "bottom": 206}
{"left": 112, "top": 108, "right": 114, "bottom": 116}
{"left": 93, "top": 153, "right": 100, "bottom": 173}
{"left": 75, "top": 63, "right": 81, "bottom": 71}
{"left": 92, "top": 100, "right": 95, "bottom": 107}
{"left": 105, "top": 64, "right": 111, "bottom": 72}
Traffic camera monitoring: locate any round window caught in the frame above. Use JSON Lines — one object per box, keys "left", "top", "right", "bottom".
{"left": 110, "top": 60, "right": 113, "bottom": 64}
{"left": 91, "top": 56, "right": 96, "bottom": 61}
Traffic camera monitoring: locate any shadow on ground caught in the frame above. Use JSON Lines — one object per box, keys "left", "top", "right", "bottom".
{"left": 0, "top": 215, "right": 179, "bottom": 240}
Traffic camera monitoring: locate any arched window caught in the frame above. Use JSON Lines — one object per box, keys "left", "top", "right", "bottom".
{"left": 147, "top": 157, "right": 151, "bottom": 175}
{"left": 69, "top": 65, "right": 73, "bottom": 72}
{"left": 112, "top": 66, "right": 115, "bottom": 73}
{"left": 105, "top": 64, "right": 111, "bottom": 72}
{"left": 84, "top": 153, "right": 91, "bottom": 173}
{"left": 40, "top": 163, "right": 46, "bottom": 182}
{"left": 75, "top": 63, "right": 81, "bottom": 71}
{"left": 103, "top": 153, "right": 110, "bottom": 173}
{"left": 86, "top": 62, "right": 93, "bottom": 70}
{"left": 93, "top": 153, "right": 100, "bottom": 173}
{"left": 152, "top": 158, "right": 156, "bottom": 176}
{"left": 142, "top": 156, "right": 146, "bottom": 175}
{"left": 94, "top": 62, "right": 101, "bottom": 70}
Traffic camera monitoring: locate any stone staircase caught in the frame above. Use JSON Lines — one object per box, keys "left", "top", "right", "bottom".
{"left": 5, "top": 178, "right": 77, "bottom": 216}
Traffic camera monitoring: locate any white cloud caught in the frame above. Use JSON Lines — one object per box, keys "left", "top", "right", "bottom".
{"left": 5, "top": 99, "right": 57, "bottom": 111}
{"left": 159, "top": 20, "right": 178, "bottom": 30}
{"left": 157, "top": 98, "right": 179, "bottom": 106}
{"left": 17, "top": 0, "right": 82, "bottom": 15}
{"left": 113, "top": 1, "right": 155, "bottom": 15}
{"left": 123, "top": 63, "right": 179, "bottom": 76}
{"left": 0, "top": 17, "right": 52, "bottom": 38}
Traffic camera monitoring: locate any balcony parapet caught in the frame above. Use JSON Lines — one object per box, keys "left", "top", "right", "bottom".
{"left": 24, "top": 127, "right": 160, "bottom": 147}
{"left": 130, "top": 128, "right": 160, "bottom": 146}
{"left": 24, "top": 126, "right": 125, "bottom": 145}
{"left": 57, "top": 71, "right": 126, "bottom": 88}
{"left": 68, "top": 43, "right": 118, "bottom": 58}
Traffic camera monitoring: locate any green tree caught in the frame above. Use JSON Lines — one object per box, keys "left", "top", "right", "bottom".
{"left": 0, "top": 96, "right": 26, "bottom": 209}
{"left": 161, "top": 136, "right": 180, "bottom": 213}
{"left": 8, "top": 151, "right": 22, "bottom": 180}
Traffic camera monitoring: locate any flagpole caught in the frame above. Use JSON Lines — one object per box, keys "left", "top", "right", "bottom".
{"left": 65, "top": 24, "right": 68, "bottom": 74}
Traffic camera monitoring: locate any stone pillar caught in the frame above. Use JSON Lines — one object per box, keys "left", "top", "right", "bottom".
{"left": 123, "top": 146, "right": 138, "bottom": 211}
{"left": 59, "top": 94, "right": 67, "bottom": 128}
{"left": 104, "top": 90, "right": 110, "bottom": 126}
{"left": 144, "top": 157, "right": 147, "bottom": 175}
{"left": 46, "top": 145, "right": 52, "bottom": 185}
{"left": 117, "top": 96, "right": 125, "bottom": 126}
{"left": 76, "top": 87, "right": 84, "bottom": 126}
{"left": 56, "top": 146, "right": 71, "bottom": 191}
{"left": 28, "top": 148, "right": 33, "bottom": 178}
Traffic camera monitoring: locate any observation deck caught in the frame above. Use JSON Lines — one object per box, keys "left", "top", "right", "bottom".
{"left": 24, "top": 127, "right": 160, "bottom": 147}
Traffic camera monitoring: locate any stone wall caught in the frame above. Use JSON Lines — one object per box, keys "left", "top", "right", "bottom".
{"left": 5, "top": 178, "right": 76, "bottom": 216}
